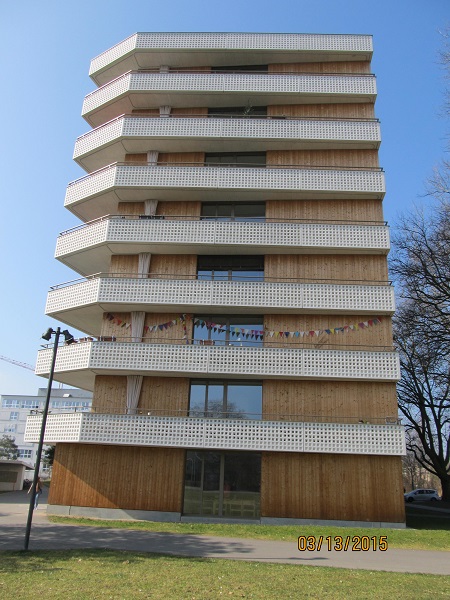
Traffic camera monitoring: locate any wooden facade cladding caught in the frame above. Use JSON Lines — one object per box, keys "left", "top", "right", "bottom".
{"left": 49, "top": 443, "right": 185, "bottom": 512}
{"left": 262, "top": 380, "right": 398, "bottom": 422}
{"left": 267, "top": 103, "right": 375, "bottom": 119}
{"left": 265, "top": 199, "right": 384, "bottom": 223}
{"left": 261, "top": 453, "right": 405, "bottom": 523}
{"left": 92, "top": 374, "right": 190, "bottom": 415}
{"left": 268, "top": 62, "right": 372, "bottom": 74}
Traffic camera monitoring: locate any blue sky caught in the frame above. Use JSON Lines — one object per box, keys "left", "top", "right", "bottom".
{"left": 0, "top": 0, "right": 448, "bottom": 395}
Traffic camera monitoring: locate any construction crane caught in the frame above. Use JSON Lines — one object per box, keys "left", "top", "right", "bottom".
{"left": 0, "top": 355, "right": 35, "bottom": 372}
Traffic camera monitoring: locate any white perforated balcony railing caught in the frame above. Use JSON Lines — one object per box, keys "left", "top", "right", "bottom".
{"left": 45, "top": 275, "right": 395, "bottom": 334}
{"left": 35, "top": 341, "right": 401, "bottom": 390}
{"left": 55, "top": 216, "right": 391, "bottom": 274}
{"left": 89, "top": 33, "right": 373, "bottom": 85}
{"left": 73, "top": 115, "right": 381, "bottom": 171}
{"left": 64, "top": 164, "right": 386, "bottom": 221}
{"left": 24, "top": 412, "right": 405, "bottom": 456}
{"left": 82, "top": 71, "right": 377, "bottom": 127}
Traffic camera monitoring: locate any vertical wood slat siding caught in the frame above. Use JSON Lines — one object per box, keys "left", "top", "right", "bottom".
{"left": 262, "top": 380, "right": 398, "bottom": 422}
{"left": 267, "top": 103, "right": 376, "bottom": 119}
{"left": 265, "top": 199, "right": 384, "bottom": 223}
{"left": 264, "top": 254, "right": 389, "bottom": 283}
{"left": 261, "top": 453, "right": 405, "bottom": 523}
{"left": 268, "top": 62, "right": 372, "bottom": 74}
{"left": 49, "top": 443, "right": 186, "bottom": 512}
{"left": 266, "top": 149, "right": 379, "bottom": 168}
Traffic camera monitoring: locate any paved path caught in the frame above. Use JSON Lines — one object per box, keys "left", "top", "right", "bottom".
{"left": 1, "top": 490, "right": 449, "bottom": 575}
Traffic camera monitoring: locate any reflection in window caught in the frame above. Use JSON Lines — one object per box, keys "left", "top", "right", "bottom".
{"left": 197, "top": 255, "right": 264, "bottom": 281}
{"left": 205, "top": 152, "right": 266, "bottom": 167}
{"left": 189, "top": 380, "right": 262, "bottom": 419}
{"left": 201, "top": 202, "right": 265, "bottom": 222}
{"left": 183, "top": 451, "right": 261, "bottom": 519}
{"left": 193, "top": 315, "right": 264, "bottom": 347}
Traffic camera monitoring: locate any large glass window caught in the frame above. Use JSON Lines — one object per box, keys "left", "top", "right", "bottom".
{"left": 197, "top": 255, "right": 264, "bottom": 281}
{"left": 189, "top": 380, "right": 262, "bottom": 419}
{"left": 183, "top": 451, "right": 261, "bottom": 519}
{"left": 201, "top": 202, "right": 265, "bottom": 222}
{"left": 205, "top": 152, "right": 266, "bottom": 167}
{"left": 193, "top": 315, "right": 264, "bottom": 347}
{"left": 208, "top": 106, "right": 267, "bottom": 117}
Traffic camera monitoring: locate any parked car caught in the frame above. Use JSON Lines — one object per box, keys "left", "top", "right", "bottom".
{"left": 404, "top": 488, "right": 440, "bottom": 502}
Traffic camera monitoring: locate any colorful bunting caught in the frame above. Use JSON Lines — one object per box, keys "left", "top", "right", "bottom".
{"left": 104, "top": 313, "right": 383, "bottom": 341}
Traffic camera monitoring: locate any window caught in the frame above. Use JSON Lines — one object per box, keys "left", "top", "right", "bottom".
{"left": 17, "top": 449, "right": 32, "bottom": 459}
{"left": 201, "top": 202, "right": 265, "bottom": 222}
{"left": 2, "top": 399, "right": 41, "bottom": 409}
{"left": 4, "top": 425, "right": 17, "bottom": 433}
{"left": 183, "top": 451, "right": 261, "bottom": 519}
{"left": 194, "top": 315, "right": 264, "bottom": 347}
{"left": 208, "top": 106, "right": 267, "bottom": 117}
{"left": 197, "top": 255, "right": 264, "bottom": 281}
{"left": 189, "top": 380, "right": 262, "bottom": 420}
{"left": 205, "top": 152, "right": 266, "bottom": 167}
{"left": 10, "top": 412, "right": 19, "bottom": 421}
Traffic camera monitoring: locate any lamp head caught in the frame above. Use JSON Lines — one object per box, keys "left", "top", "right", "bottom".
{"left": 41, "top": 328, "right": 54, "bottom": 341}
{"left": 62, "top": 330, "right": 75, "bottom": 345}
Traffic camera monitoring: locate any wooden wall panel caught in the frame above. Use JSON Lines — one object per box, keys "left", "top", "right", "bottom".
{"left": 264, "top": 313, "right": 393, "bottom": 349}
{"left": 267, "top": 149, "right": 379, "bottom": 168}
{"left": 100, "top": 311, "right": 131, "bottom": 338}
{"left": 49, "top": 443, "right": 186, "bottom": 512}
{"left": 269, "top": 62, "right": 372, "bottom": 74}
{"left": 125, "top": 153, "right": 148, "bottom": 163}
{"left": 158, "top": 152, "right": 205, "bottom": 165}
{"left": 265, "top": 254, "right": 389, "bottom": 282}
{"left": 109, "top": 254, "right": 139, "bottom": 275}
{"left": 263, "top": 380, "right": 398, "bottom": 422}
{"left": 143, "top": 312, "right": 192, "bottom": 344}
{"left": 139, "top": 376, "right": 190, "bottom": 416}
{"left": 267, "top": 103, "right": 375, "bottom": 119}
{"left": 156, "top": 201, "right": 201, "bottom": 219}
{"left": 118, "top": 201, "right": 145, "bottom": 215}
{"left": 92, "top": 375, "right": 127, "bottom": 413}
{"left": 149, "top": 254, "right": 197, "bottom": 278}
{"left": 261, "top": 453, "right": 405, "bottom": 522}
{"left": 265, "top": 199, "right": 384, "bottom": 223}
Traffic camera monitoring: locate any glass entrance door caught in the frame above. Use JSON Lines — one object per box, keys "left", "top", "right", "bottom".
{"left": 183, "top": 451, "right": 261, "bottom": 519}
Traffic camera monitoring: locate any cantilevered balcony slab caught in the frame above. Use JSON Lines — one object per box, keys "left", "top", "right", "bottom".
{"left": 56, "top": 217, "right": 391, "bottom": 275}
{"left": 90, "top": 33, "right": 373, "bottom": 86}
{"left": 82, "top": 72, "right": 377, "bottom": 127}
{"left": 65, "top": 164, "right": 386, "bottom": 221}
{"left": 74, "top": 115, "right": 381, "bottom": 172}
{"left": 35, "top": 341, "right": 401, "bottom": 389}
{"left": 45, "top": 276, "right": 395, "bottom": 334}
{"left": 25, "top": 413, "right": 405, "bottom": 457}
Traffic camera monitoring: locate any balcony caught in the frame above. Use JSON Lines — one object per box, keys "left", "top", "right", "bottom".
{"left": 35, "top": 341, "right": 401, "bottom": 389}
{"left": 89, "top": 33, "right": 373, "bottom": 86}
{"left": 64, "top": 163, "right": 386, "bottom": 221}
{"left": 55, "top": 216, "right": 391, "bottom": 275}
{"left": 25, "top": 412, "right": 405, "bottom": 456}
{"left": 82, "top": 71, "right": 377, "bottom": 127}
{"left": 45, "top": 275, "right": 395, "bottom": 334}
{"left": 74, "top": 115, "right": 381, "bottom": 172}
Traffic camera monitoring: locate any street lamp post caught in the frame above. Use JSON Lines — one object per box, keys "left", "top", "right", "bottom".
{"left": 24, "top": 326, "right": 74, "bottom": 551}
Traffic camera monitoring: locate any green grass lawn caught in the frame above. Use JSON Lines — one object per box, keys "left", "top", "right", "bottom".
{"left": 0, "top": 549, "right": 448, "bottom": 600}
{"left": 48, "top": 515, "right": 450, "bottom": 552}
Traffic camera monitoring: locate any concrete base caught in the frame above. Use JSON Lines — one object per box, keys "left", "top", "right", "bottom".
{"left": 261, "top": 516, "right": 406, "bottom": 529}
{"left": 48, "top": 504, "right": 405, "bottom": 528}
{"left": 48, "top": 504, "right": 181, "bottom": 523}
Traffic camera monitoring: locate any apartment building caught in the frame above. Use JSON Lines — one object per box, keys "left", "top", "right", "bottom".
{"left": 1, "top": 388, "right": 92, "bottom": 471}
{"left": 27, "top": 32, "right": 405, "bottom": 526}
